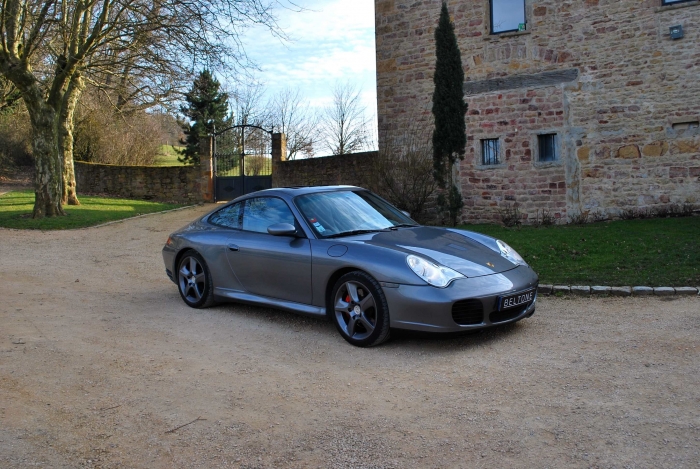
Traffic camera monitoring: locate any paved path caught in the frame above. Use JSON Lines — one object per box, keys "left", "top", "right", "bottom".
{"left": 1, "top": 206, "right": 698, "bottom": 468}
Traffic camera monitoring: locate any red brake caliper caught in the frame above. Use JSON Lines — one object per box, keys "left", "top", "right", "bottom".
{"left": 343, "top": 294, "right": 352, "bottom": 320}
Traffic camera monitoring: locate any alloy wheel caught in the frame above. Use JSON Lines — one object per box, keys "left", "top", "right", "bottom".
{"left": 179, "top": 256, "right": 206, "bottom": 304}
{"left": 334, "top": 281, "right": 377, "bottom": 340}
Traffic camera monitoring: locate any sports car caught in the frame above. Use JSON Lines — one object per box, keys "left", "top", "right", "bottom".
{"left": 162, "top": 186, "right": 538, "bottom": 347}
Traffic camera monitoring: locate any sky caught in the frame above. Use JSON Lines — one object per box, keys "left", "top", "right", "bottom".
{"left": 239, "top": 0, "right": 378, "bottom": 124}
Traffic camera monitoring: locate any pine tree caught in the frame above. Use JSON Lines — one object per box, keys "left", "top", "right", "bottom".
{"left": 179, "top": 70, "right": 230, "bottom": 165}
{"left": 432, "top": 2, "right": 467, "bottom": 225}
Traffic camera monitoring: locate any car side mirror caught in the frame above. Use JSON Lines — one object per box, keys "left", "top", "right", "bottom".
{"left": 267, "top": 223, "right": 297, "bottom": 236}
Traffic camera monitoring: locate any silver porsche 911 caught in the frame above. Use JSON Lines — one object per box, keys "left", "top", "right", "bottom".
{"left": 162, "top": 186, "right": 538, "bottom": 347}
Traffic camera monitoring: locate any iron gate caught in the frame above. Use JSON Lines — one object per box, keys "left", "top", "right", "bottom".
{"left": 213, "top": 125, "right": 273, "bottom": 202}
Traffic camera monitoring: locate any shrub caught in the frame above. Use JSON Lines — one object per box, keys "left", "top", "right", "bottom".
{"left": 366, "top": 121, "right": 438, "bottom": 225}
{"left": 73, "top": 91, "right": 166, "bottom": 166}
{"left": 620, "top": 204, "right": 695, "bottom": 221}
{"left": 568, "top": 210, "right": 590, "bottom": 225}
{"left": 0, "top": 104, "right": 32, "bottom": 168}
{"left": 669, "top": 203, "right": 695, "bottom": 218}
{"left": 498, "top": 203, "right": 522, "bottom": 228}
{"left": 532, "top": 208, "right": 555, "bottom": 227}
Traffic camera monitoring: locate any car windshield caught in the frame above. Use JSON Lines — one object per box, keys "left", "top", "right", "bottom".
{"left": 295, "top": 190, "right": 417, "bottom": 238}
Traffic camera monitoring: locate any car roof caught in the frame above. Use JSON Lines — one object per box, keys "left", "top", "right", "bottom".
{"left": 248, "top": 185, "right": 363, "bottom": 197}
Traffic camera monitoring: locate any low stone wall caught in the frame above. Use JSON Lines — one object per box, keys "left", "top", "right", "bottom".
{"left": 75, "top": 161, "right": 203, "bottom": 203}
{"left": 73, "top": 148, "right": 377, "bottom": 204}
{"left": 272, "top": 151, "right": 377, "bottom": 188}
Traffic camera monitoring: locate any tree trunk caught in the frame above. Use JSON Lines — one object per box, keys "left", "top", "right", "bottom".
{"left": 23, "top": 90, "right": 65, "bottom": 218}
{"left": 59, "top": 75, "right": 85, "bottom": 205}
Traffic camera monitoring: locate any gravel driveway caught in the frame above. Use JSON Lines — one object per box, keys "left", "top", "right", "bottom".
{"left": 1, "top": 204, "right": 698, "bottom": 468}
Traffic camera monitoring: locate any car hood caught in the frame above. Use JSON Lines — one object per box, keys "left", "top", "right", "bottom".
{"left": 356, "top": 227, "right": 518, "bottom": 278}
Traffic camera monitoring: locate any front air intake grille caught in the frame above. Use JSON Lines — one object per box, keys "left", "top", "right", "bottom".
{"left": 452, "top": 299, "right": 484, "bottom": 325}
{"left": 489, "top": 306, "right": 526, "bottom": 324}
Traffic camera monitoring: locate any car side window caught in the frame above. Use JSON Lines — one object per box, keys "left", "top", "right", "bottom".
{"left": 242, "top": 197, "right": 296, "bottom": 234}
{"left": 209, "top": 202, "right": 242, "bottom": 229}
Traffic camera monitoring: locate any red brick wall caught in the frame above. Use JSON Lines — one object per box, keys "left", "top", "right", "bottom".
{"left": 464, "top": 86, "right": 568, "bottom": 222}
{"left": 376, "top": 0, "right": 700, "bottom": 223}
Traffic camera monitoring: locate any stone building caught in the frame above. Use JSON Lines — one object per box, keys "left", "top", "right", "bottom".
{"left": 375, "top": 0, "right": 700, "bottom": 223}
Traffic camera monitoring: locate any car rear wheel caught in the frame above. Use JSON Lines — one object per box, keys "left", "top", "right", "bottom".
{"left": 330, "top": 271, "right": 390, "bottom": 347}
{"left": 177, "top": 251, "right": 216, "bottom": 308}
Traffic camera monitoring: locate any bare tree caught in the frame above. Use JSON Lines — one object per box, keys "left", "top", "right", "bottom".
{"left": 0, "top": 0, "right": 295, "bottom": 218}
{"left": 320, "top": 82, "right": 370, "bottom": 156}
{"left": 268, "top": 87, "right": 318, "bottom": 159}
{"left": 229, "top": 82, "right": 270, "bottom": 127}
{"left": 366, "top": 117, "right": 438, "bottom": 224}
{"left": 227, "top": 82, "right": 269, "bottom": 174}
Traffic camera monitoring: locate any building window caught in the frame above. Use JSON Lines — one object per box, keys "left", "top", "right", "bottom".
{"left": 538, "top": 134, "right": 558, "bottom": 162}
{"left": 672, "top": 120, "right": 699, "bottom": 130}
{"left": 481, "top": 139, "right": 500, "bottom": 165}
{"left": 662, "top": 0, "right": 695, "bottom": 5}
{"left": 490, "top": 0, "right": 526, "bottom": 34}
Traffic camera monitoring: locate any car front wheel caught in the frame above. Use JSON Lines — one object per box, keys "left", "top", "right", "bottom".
{"left": 177, "top": 251, "right": 216, "bottom": 308}
{"left": 330, "top": 271, "right": 390, "bottom": 347}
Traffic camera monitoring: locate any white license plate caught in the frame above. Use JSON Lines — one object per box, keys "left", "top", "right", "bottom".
{"left": 498, "top": 288, "right": 536, "bottom": 311}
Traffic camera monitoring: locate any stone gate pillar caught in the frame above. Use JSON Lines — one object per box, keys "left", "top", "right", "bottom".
{"left": 271, "top": 133, "right": 287, "bottom": 188}
{"left": 199, "top": 136, "right": 214, "bottom": 202}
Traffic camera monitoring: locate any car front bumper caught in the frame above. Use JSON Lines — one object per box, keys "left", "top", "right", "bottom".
{"left": 384, "top": 265, "right": 538, "bottom": 332}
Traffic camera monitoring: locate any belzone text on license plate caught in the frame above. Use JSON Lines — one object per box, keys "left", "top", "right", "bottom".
{"left": 499, "top": 289, "right": 535, "bottom": 310}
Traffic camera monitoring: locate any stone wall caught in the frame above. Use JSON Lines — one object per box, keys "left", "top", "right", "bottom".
{"left": 75, "top": 162, "right": 204, "bottom": 203}
{"left": 375, "top": 0, "right": 700, "bottom": 223}
{"left": 73, "top": 139, "right": 376, "bottom": 204}
{"left": 272, "top": 151, "right": 378, "bottom": 188}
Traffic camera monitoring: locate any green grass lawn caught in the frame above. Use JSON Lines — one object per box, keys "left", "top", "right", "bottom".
{"left": 459, "top": 217, "right": 700, "bottom": 286}
{"left": 153, "top": 145, "right": 185, "bottom": 166}
{"left": 0, "top": 190, "right": 183, "bottom": 230}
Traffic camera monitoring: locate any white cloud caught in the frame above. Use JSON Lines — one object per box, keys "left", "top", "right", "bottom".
{"left": 238, "top": 0, "right": 377, "bottom": 121}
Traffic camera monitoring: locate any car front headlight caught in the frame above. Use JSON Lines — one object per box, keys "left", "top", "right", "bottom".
{"left": 496, "top": 239, "right": 527, "bottom": 266}
{"left": 406, "top": 255, "right": 464, "bottom": 288}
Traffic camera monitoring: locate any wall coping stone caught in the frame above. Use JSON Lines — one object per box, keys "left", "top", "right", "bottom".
{"left": 609, "top": 287, "right": 632, "bottom": 297}
{"left": 676, "top": 287, "right": 700, "bottom": 296}
{"left": 536, "top": 285, "right": 698, "bottom": 298}
{"left": 632, "top": 286, "right": 654, "bottom": 296}
{"left": 570, "top": 286, "right": 591, "bottom": 296}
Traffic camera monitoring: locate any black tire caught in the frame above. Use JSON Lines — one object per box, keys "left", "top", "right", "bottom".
{"left": 176, "top": 251, "right": 216, "bottom": 308}
{"left": 329, "top": 271, "right": 390, "bottom": 347}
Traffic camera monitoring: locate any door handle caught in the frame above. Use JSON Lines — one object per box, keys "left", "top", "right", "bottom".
{"left": 227, "top": 244, "right": 239, "bottom": 252}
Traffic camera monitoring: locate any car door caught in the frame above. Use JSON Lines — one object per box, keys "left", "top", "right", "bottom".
{"left": 224, "top": 196, "right": 312, "bottom": 305}
{"left": 205, "top": 201, "right": 246, "bottom": 292}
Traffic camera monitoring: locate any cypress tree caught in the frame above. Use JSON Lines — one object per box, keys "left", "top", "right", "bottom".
{"left": 432, "top": 2, "right": 467, "bottom": 225}
{"left": 179, "top": 70, "right": 230, "bottom": 165}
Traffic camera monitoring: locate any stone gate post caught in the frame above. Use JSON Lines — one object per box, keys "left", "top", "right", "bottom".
{"left": 199, "top": 136, "right": 214, "bottom": 202}
{"left": 271, "top": 133, "right": 287, "bottom": 188}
